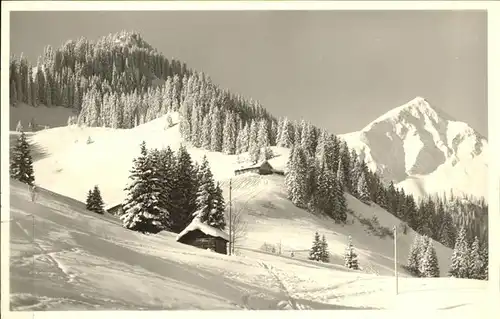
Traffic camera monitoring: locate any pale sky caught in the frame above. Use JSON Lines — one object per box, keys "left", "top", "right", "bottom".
{"left": 10, "top": 10, "right": 487, "bottom": 137}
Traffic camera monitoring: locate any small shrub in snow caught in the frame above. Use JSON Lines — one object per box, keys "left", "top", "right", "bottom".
{"left": 260, "top": 242, "right": 277, "bottom": 254}
{"left": 28, "top": 185, "right": 37, "bottom": 203}
{"left": 16, "top": 121, "right": 23, "bottom": 132}
{"left": 378, "top": 226, "right": 394, "bottom": 239}
{"left": 87, "top": 136, "right": 94, "bottom": 144}
{"left": 86, "top": 185, "right": 105, "bottom": 214}
{"left": 166, "top": 115, "right": 174, "bottom": 129}
{"left": 28, "top": 118, "right": 36, "bottom": 132}
{"left": 399, "top": 222, "right": 408, "bottom": 235}
{"left": 344, "top": 235, "right": 359, "bottom": 270}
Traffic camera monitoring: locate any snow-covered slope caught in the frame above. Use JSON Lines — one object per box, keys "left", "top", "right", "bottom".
{"left": 340, "top": 97, "right": 488, "bottom": 201}
{"left": 18, "top": 112, "right": 454, "bottom": 277}
{"left": 8, "top": 180, "right": 489, "bottom": 311}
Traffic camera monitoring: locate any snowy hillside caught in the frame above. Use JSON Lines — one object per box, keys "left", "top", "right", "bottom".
{"left": 18, "top": 112, "right": 454, "bottom": 277}
{"left": 340, "top": 97, "right": 488, "bottom": 201}
{"left": 8, "top": 180, "right": 489, "bottom": 311}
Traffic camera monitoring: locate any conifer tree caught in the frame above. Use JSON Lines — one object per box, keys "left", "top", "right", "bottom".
{"left": 469, "top": 236, "right": 482, "bottom": 279}
{"left": 278, "top": 117, "right": 291, "bottom": 148}
{"left": 357, "top": 170, "right": 370, "bottom": 204}
{"left": 248, "top": 120, "right": 260, "bottom": 163}
{"left": 344, "top": 236, "right": 359, "bottom": 270}
{"left": 236, "top": 123, "right": 250, "bottom": 154}
{"left": 320, "top": 235, "right": 330, "bottom": 262}
{"left": 120, "top": 142, "right": 169, "bottom": 234}
{"left": 407, "top": 235, "right": 421, "bottom": 276}
{"left": 91, "top": 185, "right": 105, "bottom": 214}
{"left": 479, "top": 246, "right": 488, "bottom": 280}
{"left": 286, "top": 146, "right": 309, "bottom": 208}
{"left": 257, "top": 118, "right": 270, "bottom": 151}
{"left": 439, "top": 211, "right": 455, "bottom": 248}
{"left": 210, "top": 105, "right": 223, "bottom": 152}
{"left": 209, "top": 182, "right": 227, "bottom": 230}
{"left": 202, "top": 115, "right": 212, "bottom": 149}
{"left": 223, "top": 112, "right": 237, "bottom": 155}
{"left": 308, "top": 231, "right": 322, "bottom": 261}
{"left": 170, "top": 145, "right": 197, "bottom": 232}
{"left": 193, "top": 156, "right": 217, "bottom": 223}
{"left": 10, "top": 131, "right": 35, "bottom": 186}
{"left": 86, "top": 189, "right": 94, "bottom": 211}
{"left": 314, "top": 159, "right": 336, "bottom": 218}
{"left": 449, "top": 226, "right": 469, "bottom": 278}
{"left": 418, "top": 235, "right": 431, "bottom": 276}
{"left": 334, "top": 177, "right": 348, "bottom": 223}
{"left": 421, "top": 240, "right": 440, "bottom": 277}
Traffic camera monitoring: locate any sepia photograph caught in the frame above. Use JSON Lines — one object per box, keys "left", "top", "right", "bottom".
{"left": 1, "top": 1, "right": 498, "bottom": 316}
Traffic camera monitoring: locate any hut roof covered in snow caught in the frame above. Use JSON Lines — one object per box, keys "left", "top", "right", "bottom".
{"left": 176, "top": 218, "right": 230, "bottom": 242}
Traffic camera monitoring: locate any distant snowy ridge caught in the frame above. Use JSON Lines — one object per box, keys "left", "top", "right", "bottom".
{"left": 340, "top": 97, "right": 488, "bottom": 201}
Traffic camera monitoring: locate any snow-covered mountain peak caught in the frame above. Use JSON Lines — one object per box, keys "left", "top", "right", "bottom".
{"left": 362, "top": 96, "right": 453, "bottom": 133}
{"left": 340, "top": 97, "right": 488, "bottom": 201}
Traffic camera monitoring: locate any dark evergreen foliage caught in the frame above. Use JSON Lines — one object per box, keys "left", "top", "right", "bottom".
{"left": 10, "top": 131, "right": 35, "bottom": 186}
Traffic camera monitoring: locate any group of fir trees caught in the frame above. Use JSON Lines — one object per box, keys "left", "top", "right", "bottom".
{"left": 448, "top": 227, "right": 488, "bottom": 280}
{"left": 10, "top": 131, "right": 35, "bottom": 186}
{"left": 119, "top": 142, "right": 226, "bottom": 234}
{"left": 284, "top": 130, "right": 356, "bottom": 223}
{"left": 309, "top": 232, "right": 330, "bottom": 262}
{"left": 406, "top": 234, "right": 440, "bottom": 278}
{"left": 86, "top": 185, "right": 105, "bottom": 214}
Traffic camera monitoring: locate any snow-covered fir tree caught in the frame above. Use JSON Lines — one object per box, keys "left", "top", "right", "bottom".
{"left": 209, "top": 182, "right": 227, "bottom": 230}
{"left": 193, "top": 156, "right": 217, "bottom": 223}
{"left": 333, "top": 176, "right": 348, "bottom": 223}
{"left": 210, "top": 104, "right": 223, "bottom": 152}
{"left": 421, "top": 239, "right": 440, "bottom": 277}
{"left": 120, "top": 142, "right": 170, "bottom": 234}
{"left": 357, "top": 170, "right": 370, "bottom": 204}
{"left": 170, "top": 145, "right": 198, "bottom": 232}
{"left": 10, "top": 131, "right": 35, "bottom": 186}
{"left": 223, "top": 112, "right": 237, "bottom": 155}
{"left": 308, "top": 231, "right": 322, "bottom": 262}
{"left": 320, "top": 235, "right": 330, "bottom": 263}
{"left": 468, "top": 236, "right": 482, "bottom": 279}
{"left": 278, "top": 117, "right": 292, "bottom": 148}
{"left": 248, "top": 120, "right": 260, "bottom": 163}
{"left": 236, "top": 122, "right": 250, "bottom": 154}
{"left": 418, "top": 235, "right": 431, "bottom": 276}
{"left": 314, "top": 160, "right": 336, "bottom": 218}
{"left": 86, "top": 185, "right": 105, "bottom": 214}
{"left": 344, "top": 235, "right": 359, "bottom": 270}
{"left": 286, "top": 146, "right": 309, "bottom": 208}
{"left": 479, "top": 245, "right": 488, "bottom": 280}
{"left": 86, "top": 190, "right": 94, "bottom": 211}
{"left": 449, "top": 226, "right": 469, "bottom": 278}
{"left": 407, "top": 235, "right": 421, "bottom": 276}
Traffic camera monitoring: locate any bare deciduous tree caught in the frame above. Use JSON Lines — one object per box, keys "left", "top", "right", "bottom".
{"left": 226, "top": 204, "right": 248, "bottom": 254}
{"left": 28, "top": 184, "right": 37, "bottom": 203}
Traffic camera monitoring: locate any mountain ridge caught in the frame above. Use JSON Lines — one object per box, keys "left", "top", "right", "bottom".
{"left": 340, "top": 96, "right": 488, "bottom": 202}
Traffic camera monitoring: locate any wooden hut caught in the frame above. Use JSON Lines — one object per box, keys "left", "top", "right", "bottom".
{"left": 106, "top": 203, "right": 124, "bottom": 216}
{"left": 176, "top": 218, "right": 230, "bottom": 255}
{"left": 234, "top": 160, "right": 276, "bottom": 176}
